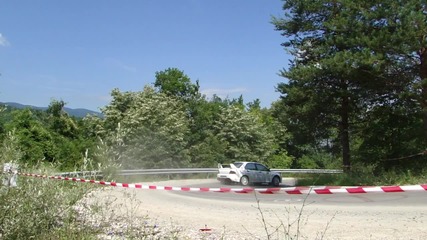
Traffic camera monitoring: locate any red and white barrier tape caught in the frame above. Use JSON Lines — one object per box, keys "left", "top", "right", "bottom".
{"left": 19, "top": 173, "right": 427, "bottom": 194}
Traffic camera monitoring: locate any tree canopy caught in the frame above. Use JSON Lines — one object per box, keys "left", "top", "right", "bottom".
{"left": 272, "top": 0, "right": 427, "bottom": 172}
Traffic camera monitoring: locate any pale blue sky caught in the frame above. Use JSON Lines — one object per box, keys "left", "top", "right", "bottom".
{"left": 0, "top": 0, "right": 291, "bottom": 111}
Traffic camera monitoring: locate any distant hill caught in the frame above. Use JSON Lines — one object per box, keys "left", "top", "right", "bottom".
{"left": 0, "top": 102, "right": 103, "bottom": 118}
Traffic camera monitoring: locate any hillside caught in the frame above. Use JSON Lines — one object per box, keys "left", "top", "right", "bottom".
{"left": 0, "top": 102, "right": 103, "bottom": 118}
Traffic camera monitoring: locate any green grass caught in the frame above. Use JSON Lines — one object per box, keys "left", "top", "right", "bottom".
{"left": 294, "top": 169, "right": 427, "bottom": 187}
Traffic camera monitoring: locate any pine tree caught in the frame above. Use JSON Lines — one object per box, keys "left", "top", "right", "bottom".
{"left": 272, "top": 0, "right": 426, "bottom": 171}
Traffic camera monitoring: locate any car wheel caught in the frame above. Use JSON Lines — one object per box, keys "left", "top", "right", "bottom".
{"left": 271, "top": 176, "right": 280, "bottom": 187}
{"left": 240, "top": 176, "right": 250, "bottom": 186}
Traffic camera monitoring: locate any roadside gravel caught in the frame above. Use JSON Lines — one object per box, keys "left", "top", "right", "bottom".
{"left": 76, "top": 179, "right": 427, "bottom": 240}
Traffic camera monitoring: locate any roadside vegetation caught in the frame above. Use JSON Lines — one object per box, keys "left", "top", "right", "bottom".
{"left": 1, "top": 1, "right": 427, "bottom": 239}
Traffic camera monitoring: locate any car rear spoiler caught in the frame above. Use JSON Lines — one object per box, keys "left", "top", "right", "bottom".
{"left": 218, "top": 163, "right": 228, "bottom": 168}
{"left": 218, "top": 163, "right": 238, "bottom": 169}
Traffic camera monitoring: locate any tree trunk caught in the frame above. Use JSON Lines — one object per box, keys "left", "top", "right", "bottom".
{"left": 420, "top": 47, "right": 427, "bottom": 142}
{"left": 340, "top": 85, "right": 351, "bottom": 172}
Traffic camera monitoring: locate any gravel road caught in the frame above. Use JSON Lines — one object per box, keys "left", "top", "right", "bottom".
{"left": 79, "top": 179, "right": 427, "bottom": 240}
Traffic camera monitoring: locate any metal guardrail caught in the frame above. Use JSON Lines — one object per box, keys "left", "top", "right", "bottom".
{"left": 117, "top": 168, "right": 217, "bottom": 176}
{"left": 274, "top": 169, "right": 343, "bottom": 174}
{"left": 58, "top": 168, "right": 343, "bottom": 177}
{"left": 58, "top": 170, "right": 102, "bottom": 176}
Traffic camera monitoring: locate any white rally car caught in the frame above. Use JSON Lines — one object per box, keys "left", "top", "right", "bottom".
{"left": 217, "top": 162, "right": 281, "bottom": 186}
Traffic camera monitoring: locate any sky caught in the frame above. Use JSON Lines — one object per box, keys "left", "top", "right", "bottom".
{"left": 0, "top": 0, "right": 291, "bottom": 111}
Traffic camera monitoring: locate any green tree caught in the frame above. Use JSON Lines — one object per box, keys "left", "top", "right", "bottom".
{"left": 271, "top": 0, "right": 424, "bottom": 171}
{"left": 153, "top": 68, "right": 238, "bottom": 167}
{"left": 0, "top": 104, "right": 11, "bottom": 138}
{"left": 99, "top": 86, "right": 190, "bottom": 168}
{"left": 369, "top": 1, "right": 427, "bottom": 142}
{"left": 186, "top": 96, "right": 228, "bottom": 166}
{"left": 154, "top": 67, "right": 200, "bottom": 100}
{"left": 46, "top": 99, "right": 78, "bottom": 138}
{"left": 273, "top": 1, "right": 355, "bottom": 171}
{"left": 214, "top": 105, "right": 275, "bottom": 163}
{"left": 4, "top": 109, "right": 58, "bottom": 165}
{"left": 100, "top": 88, "right": 136, "bottom": 136}
{"left": 0, "top": 130, "right": 23, "bottom": 166}
{"left": 0, "top": 102, "right": 98, "bottom": 170}
{"left": 253, "top": 104, "right": 293, "bottom": 168}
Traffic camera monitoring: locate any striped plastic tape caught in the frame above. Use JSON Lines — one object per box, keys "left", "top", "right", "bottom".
{"left": 18, "top": 173, "right": 427, "bottom": 194}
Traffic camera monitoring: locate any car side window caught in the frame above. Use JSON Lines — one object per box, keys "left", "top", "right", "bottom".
{"left": 256, "top": 164, "right": 268, "bottom": 171}
{"left": 245, "top": 163, "right": 256, "bottom": 170}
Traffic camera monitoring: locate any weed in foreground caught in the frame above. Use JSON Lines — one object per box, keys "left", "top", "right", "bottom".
{"left": 246, "top": 189, "right": 335, "bottom": 240}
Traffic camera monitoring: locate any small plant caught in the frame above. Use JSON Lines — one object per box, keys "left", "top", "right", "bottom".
{"left": 247, "top": 190, "right": 335, "bottom": 240}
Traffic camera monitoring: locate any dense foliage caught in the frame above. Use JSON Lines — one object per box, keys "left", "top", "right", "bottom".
{"left": 0, "top": 101, "right": 98, "bottom": 170}
{"left": 85, "top": 70, "right": 290, "bottom": 169}
{"left": 0, "top": 74, "right": 290, "bottom": 171}
{"left": 272, "top": 0, "right": 427, "bottom": 173}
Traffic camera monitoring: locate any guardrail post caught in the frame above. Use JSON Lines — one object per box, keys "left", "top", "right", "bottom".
{"left": 2, "top": 162, "right": 18, "bottom": 187}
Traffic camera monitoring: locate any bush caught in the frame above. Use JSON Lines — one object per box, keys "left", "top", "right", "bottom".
{"left": 0, "top": 130, "right": 97, "bottom": 239}
{"left": 297, "top": 151, "right": 341, "bottom": 169}
{"left": 0, "top": 176, "right": 95, "bottom": 239}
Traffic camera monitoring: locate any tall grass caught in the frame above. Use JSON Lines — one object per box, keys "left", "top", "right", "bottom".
{"left": 296, "top": 165, "right": 427, "bottom": 187}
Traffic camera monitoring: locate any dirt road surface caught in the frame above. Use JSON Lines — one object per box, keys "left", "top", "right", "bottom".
{"left": 86, "top": 179, "right": 427, "bottom": 240}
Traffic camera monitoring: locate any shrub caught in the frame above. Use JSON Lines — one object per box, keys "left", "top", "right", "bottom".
{"left": 0, "top": 176, "right": 95, "bottom": 239}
